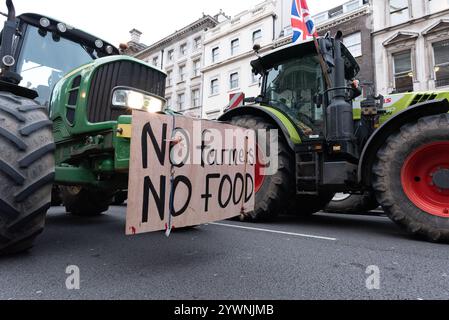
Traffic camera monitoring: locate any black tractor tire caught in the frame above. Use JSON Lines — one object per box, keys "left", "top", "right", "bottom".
{"left": 61, "top": 186, "right": 113, "bottom": 217}
{"left": 325, "top": 192, "right": 379, "bottom": 214}
{"left": 0, "top": 92, "right": 55, "bottom": 255}
{"left": 287, "top": 192, "right": 335, "bottom": 216}
{"left": 230, "top": 115, "right": 294, "bottom": 222}
{"left": 372, "top": 113, "right": 449, "bottom": 242}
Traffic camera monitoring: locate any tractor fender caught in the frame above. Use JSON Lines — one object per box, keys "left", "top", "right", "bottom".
{"left": 358, "top": 98, "right": 449, "bottom": 186}
{"left": 218, "top": 105, "right": 302, "bottom": 151}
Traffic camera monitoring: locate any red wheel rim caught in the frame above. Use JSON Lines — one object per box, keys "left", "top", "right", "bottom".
{"left": 401, "top": 141, "right": 449, "bottom": 218}
{"left": 255, "top": 145, "right": 266, "bottom": 193}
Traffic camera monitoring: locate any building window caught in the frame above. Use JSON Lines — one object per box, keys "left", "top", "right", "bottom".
{"left": 166, "top": 70, "right": 173, "bottom": 87}
{"left": 210, "top": 79, "right": 219, "bottom": 95}
{"left": 179, "top": 65, "right": 186, "bottom": 82}
{"left": 212, "top": 47, "right": 219, "bottom": 63}
{"left": 166, "top": 97, "right": 172, "bottom": 109}
{"left": 231, "top": 39, "right": 239, "bottom": 56}
{"left": 152, "top": 56, "right": 159, "bottom": 67}
{"left": 389, "top": 0, "right": 409, "bottom": 26}
{"left": 193, "top": 60, "right": 201, "bottom": 77}
{"left": 328, "top": 5, "right": 344, "bottom": 18}
{"left": 314, "top": 13, "right": 328, "bottom": 25}
{"left": 251, "top": 71, "right": 260, "bottom": 84}
{"left": 433, "top": 40, "right": 449, "bottom": 88}
{"left": 428, "top": 0, "right": 449, "bottom": 14}
{"left": 345, "top": 0, "right": 362, "bottom": 12}
{"left": 393, "top": 50, "right": 414, "bottom": 93}
{"left": 177, "top": 93, "right": 186, "bottom": 110}
{"left": 180, "top": 43, "right": 187, "bottom": 56}
{"left": 230, "top": 72, "right": 239, "bottom": 90}
{"left": 343, "top": 32, "right": 362, "bottom": 58}
{"left": 168, "top": 50, "right": 174, "bottom": 62}
{"left": 192, "top": 89, "right": 201, "bottom": 107}
{"left": 252, "top": 30, "right": 262, "bottom": 44}
{"left": 193, "top": 37, "right": 202, "bottom": 50}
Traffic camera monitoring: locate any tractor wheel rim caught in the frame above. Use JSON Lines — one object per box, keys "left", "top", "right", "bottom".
{"left": 401, "top": 141, "right": 449, "bottom": 218}
{"left": 255, "top": 144, "right": 266, "bottom": 193}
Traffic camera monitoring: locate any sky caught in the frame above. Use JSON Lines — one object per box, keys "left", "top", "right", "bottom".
{"left": 0, "top": 0, "right": 347, "bottom": 46}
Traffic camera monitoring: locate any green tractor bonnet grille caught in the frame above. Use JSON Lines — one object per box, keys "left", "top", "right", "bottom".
{"left": 86, "top": 61, "right": 166, "bottom": 123}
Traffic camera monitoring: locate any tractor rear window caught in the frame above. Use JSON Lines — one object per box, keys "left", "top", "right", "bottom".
{"left": 16, "top": 25, "right": 94, "bottom": 106}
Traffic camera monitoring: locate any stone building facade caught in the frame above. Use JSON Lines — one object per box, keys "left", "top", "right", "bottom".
{"left": 201, "top": 0, "right": 278, "bottom": 119}
{"left": 124, "top": 29, "right": 148, "bottom": 56}
{"left": 316, "top": 0, "right": 373, "bottom": 86}
{"left": 372, "top": 0, "right": 449, "bottom": 94}
{"left": 275, "top": 0, "right": 373, "bottom": 86}
{"left": 133, "top": 15, "right": 219, "bottom": 117}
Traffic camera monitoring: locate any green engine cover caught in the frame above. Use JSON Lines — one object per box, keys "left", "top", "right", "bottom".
{"left": 50, "top": 55, "right": 166, "bottom": 187}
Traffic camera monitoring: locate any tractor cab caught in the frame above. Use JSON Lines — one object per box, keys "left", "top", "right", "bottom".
{"left": 0, "top": 7, "right": 118, "bottom": 106}
{"left": 251, "top": 38, "right": 360, "bottom": 140}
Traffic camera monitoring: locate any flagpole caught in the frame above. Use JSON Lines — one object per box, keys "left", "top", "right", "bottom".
{"left": 294, "top": 0, "right": 332, "bottom": 89}
{"left": 313, "top": 35, "right": 332, "bottom": 89}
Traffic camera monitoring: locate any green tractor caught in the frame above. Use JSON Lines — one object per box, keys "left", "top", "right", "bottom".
{"left": 325, "top": 87, "right": 449, "bottom": 215}
{"left": 0, "top": 0, "right": 167, "bottom": 254}
{"left": 220, "top": 33, "right": 449, "bottom": 242}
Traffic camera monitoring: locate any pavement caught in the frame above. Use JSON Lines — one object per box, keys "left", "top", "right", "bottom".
{"left": 1, "top": 205, "right": 449, "bottom": 300}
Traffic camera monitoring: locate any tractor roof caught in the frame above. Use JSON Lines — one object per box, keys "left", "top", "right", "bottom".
{"left": 251, "top": 38, "right": 360, "bottom": 80}
{"left": 18, "top": 13, "right": 120, "bottom": 57}
{"left": 251, "top": 40, "right": 316, "bottom": 75}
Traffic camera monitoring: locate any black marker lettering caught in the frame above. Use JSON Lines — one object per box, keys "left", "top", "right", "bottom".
{"left": 142, "top": 175, "right": 166, "bottom": 223}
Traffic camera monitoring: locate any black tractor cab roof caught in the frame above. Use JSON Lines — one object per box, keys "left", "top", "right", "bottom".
{"left": 17, "top": 13, "right": 120, "bottom": 58}
{"left": 251, "top": 38, "right": 360, "bottom": 80}
{"left": 251, "top": 40, "right": 316, "bottom": 75}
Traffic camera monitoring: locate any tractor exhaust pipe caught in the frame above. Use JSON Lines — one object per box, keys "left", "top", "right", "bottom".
{"left": 325, "top": 31, "right": 356, "bottom": 158}
{"left": 0, "top": 0, "right": 21, "bottom": 84}
{"left": 6, "top": 0, "right": 15, "bottom": 20}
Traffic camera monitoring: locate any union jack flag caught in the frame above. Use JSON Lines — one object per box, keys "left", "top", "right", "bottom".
{"left": 291, "top": 0, "right": 318, "bottom": 43}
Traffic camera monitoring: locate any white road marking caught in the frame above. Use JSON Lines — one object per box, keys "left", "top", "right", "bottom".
{"left": 210, "top": 222, "right": 338, "bottom": 241}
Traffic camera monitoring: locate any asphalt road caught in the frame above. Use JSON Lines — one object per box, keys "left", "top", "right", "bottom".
{"left": 1, "top": 206, "right": 449, "bottom": 300}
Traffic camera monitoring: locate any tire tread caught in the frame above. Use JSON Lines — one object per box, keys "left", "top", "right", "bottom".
{"left": 0, "top": 92, "right": 53, "bottom": 255}
{"left": 372, "top": 113, "right": 449, "bottom": 242}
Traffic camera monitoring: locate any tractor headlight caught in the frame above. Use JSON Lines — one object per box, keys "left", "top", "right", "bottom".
{"left": 39, "top": 18, "right": 51, "bottom": 28}
{"left": 57, "top": 23, "right": 67, "bottom": 33}
{"left": 112, "top": 89, "right": 165, "bottom": 113}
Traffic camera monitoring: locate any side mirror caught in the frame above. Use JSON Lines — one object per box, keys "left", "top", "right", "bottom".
{"left": 244, "top": 97, "right": 256, "bottom": 104}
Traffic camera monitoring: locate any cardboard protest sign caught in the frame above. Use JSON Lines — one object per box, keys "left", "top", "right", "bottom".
{"left": 126, "top": 111, "right": 255, "bottom": 235}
